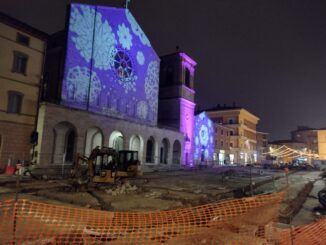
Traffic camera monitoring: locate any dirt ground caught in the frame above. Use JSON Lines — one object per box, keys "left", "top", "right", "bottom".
{"left": 0, "top": 166, "right": 325, "bottom": 224}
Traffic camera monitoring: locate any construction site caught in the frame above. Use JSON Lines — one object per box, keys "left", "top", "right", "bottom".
{"left": 1, "top": 1, "right": 326, "bottom": 244}
{"left": 0, "top": 160, "right": 326, "bottom": 244}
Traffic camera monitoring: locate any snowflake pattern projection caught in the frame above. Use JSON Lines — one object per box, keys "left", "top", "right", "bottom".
{"left": 204, "top": 149, "right": 209, "bottom": 158}
{"left": 70, "top": 5, "right": 117, "bottom": 70}
{"left": 136, "top": 101, "right": 148, "bottom": 120}
{"left": 125, "top": 9, "right": 151, "bottom": 47}
{"left": 195, "top": 136, "right": 199, "bottom": 145}
{"left": 144, "top": 61, "right": 159, "bottom": 113}
{"left": 65, "top": 66, "right": 101, "bottom": 103}
{"left": 117, "top": 23, "right": 132, "bottom": 50}
{"left": 194, "top": 112, "right": 215, "bottom": 160}
{"left": 136, "top": 51, "right": 145, "bottom": 65}
{"left": 199, "top": 125, "right": 209, "bottom": 146}
{"left": 114, "top": 50, "right": 137, "bottom": 93}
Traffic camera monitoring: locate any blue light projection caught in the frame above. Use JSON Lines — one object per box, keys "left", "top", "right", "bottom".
{"left": 61, "top": 4, "right": 159, "bottom": 125}
{"left": 193, "top": 112, "right": 215, "bottom": 162}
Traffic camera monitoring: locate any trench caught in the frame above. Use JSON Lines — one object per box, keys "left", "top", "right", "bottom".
{"left": 87, "top": 190, "right": 113, "bottom": 211}
{"left": 279, "top": 181, "right": 314, "bottom": 224}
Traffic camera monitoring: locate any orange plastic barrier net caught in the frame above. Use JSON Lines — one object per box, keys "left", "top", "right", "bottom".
{"left": 0, "top": 192, "right": 324, "bottom": 244}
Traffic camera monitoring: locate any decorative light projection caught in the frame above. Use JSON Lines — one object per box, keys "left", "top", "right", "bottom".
{"left": 62, "top": 4, "right": 159, "bottom": 125}
{"left": 193, "top": 112, "right": 215, "bottom": 162}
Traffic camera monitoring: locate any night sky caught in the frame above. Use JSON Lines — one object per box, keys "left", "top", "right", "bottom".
{"left": 1, "top": 0, "right": 326, "bottom": 140}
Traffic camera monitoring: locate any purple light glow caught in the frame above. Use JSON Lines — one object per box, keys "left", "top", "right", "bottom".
{"left": 179, "top": 98, "right": 196, "bottom": 165}
{"left": 61, "top": 4, "right": 159, "bottom": 125}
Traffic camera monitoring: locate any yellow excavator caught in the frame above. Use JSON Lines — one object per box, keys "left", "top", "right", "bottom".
{"left": 72, "top": 146, "right": 142, "bottom": 185}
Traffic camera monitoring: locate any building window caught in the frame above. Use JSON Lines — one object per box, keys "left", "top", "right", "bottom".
{"left": 230, "top": 143, "right": 233, "bottom": 147}
{"left": 229, "top": 119, "right": 233, "bottom": 124}
{"left": 16, "top": 33, "right": 30, "bottom": 46}
{"left": 221, "top": 130, "right": 223, "bottom": 135}
{"left": 226, "top": 131, "right": 228, "bottom": 136}
{"left": 7, "top": 91, "right": 23, "bottom": 114}
{"left": 230, "top": 131, "right": 233, "bottom": 136}
{"left": 185, "top": 68, "right": 191, "bottom": 88}
{"left": 221, "top": 141, "right": 224, "bottom": 147}
{"left": 12, "top": 51, "right": 28, "bottom": 75}
{"left": 215, "top": 117, "right": 223, "bottom": 124}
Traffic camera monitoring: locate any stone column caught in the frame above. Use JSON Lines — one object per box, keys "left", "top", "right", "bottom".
{"left": 53, "top": 129, "right": 67, "bottom": 165}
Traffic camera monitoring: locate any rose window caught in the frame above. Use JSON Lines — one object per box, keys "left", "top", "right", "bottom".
{"left": 114, "top": 50, "right": 133, "bottom": 79}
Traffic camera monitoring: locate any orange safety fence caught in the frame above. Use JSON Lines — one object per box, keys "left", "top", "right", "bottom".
{"left": 278, "top": 218, "right": 326, "bottom": 245}
{"left": 0, "top": 191, "right": 324, "bottom": 244}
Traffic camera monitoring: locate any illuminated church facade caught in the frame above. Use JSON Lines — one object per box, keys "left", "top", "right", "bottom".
{"left": 35, "top": 3, "right": 212, "bottom": 168}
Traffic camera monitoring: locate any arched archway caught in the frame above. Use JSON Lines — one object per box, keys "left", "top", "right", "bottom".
{"left": 53, "top": 121, "right": 77, "bottom": 165}
{"left": 146, "top": 136, "right": 155, "bottom": 163}
{"left": 109, "top": 130, "right": 124, "bottom": 151}
{"left": 65, "top": 130, "right": 75, "bottom": 162}
{"left": 129, "top": 135, "right": 144, "bottom": 163}
{"left": 84, "top": 127, "right": 103, "bottom": 157}
{"left": 172, "top": 140, "right": 181, "bottom": 164}
{"left": 160, "top": 138, "right": 170, "bottom": 164}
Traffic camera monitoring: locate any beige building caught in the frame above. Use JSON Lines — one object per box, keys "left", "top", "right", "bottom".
{"left": 291, "top": 126, "right": 326, "bottom": 160}
{"left": 291, "top": 126, "right": 318, "bottom": 154}
{"left": 0, "top": 12, "right": 47, "bottom": 169}
{"left": 213, "top": 123, "right": 232, "bottom": 164}
{"left": 317, "top": 130, "right": 326, "bottom": 160}
{"left": 256, "top": 131, "right": 269, "bottom": 163}
{"left": 206, "top": 106, "right": 260, "bottom": 164}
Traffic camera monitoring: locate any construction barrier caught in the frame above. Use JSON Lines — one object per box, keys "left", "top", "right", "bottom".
{"left": 0, "top": 192, "right": 325, "bottom": 244}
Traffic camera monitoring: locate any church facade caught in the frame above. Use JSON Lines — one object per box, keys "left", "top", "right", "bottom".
{"left": 35, "top": 3, "right": 198, "bottom": 167}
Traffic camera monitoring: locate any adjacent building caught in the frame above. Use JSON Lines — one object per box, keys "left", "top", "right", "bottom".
{"left": 206, "top": 105, "right": 260, "bottom": 164}
{"left": 0, "top": 12, "right": 47, "bottom": 169}
{"left": 193, "top": 112, "right": 214, "bottom": 164}
{"left": 291, "top": 126, "right": 326, "bottom": 160}
{"left": 267, "top": 126, "right": 326, "bottom": 163}
{"left": 291, "top": 126, "right": 318, "bottom": 154}
{"left": 213, "top": 123, "right": 232, "bottom": 164}
{"left": 158, "top": 52, "right": 196, "bottom": 165}
{"left": 256, "top": 131, "right": 269, "bottom": 163}
{"left": 317, "top": 130, "right": 326, "bottom": 160}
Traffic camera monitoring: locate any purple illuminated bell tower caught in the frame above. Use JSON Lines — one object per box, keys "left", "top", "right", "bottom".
{"left": 158, "top": 52, "right": 196, "bottom": 165}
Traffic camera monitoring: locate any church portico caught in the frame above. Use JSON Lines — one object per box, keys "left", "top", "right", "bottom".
{"left": 35, "top": 103, "right": 183, "bottom": 166}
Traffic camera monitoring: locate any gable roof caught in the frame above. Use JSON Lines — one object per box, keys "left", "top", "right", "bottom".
{"left": 0, "top": 11, "right": 48, "bottom": 40}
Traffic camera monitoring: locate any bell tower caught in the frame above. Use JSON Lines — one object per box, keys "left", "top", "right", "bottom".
{"left": 158, "top": 52, "right": 196, "bottom": 165}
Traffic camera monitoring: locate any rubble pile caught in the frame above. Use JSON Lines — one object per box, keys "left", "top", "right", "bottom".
{"left": 105, "top": 181, "right": 138, "bottom": 196}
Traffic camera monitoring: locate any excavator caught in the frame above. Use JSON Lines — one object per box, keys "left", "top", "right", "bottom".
{"left": 72, "top": 146, "right": 142, "bottom": 185}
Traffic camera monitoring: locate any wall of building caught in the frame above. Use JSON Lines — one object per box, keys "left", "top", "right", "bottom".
{"left": 193, "top": 112, "right": 214, "bottom": 162}
{"left": 35, "top": 103, "right": 184, "bottom": 166}
{"left": 0, "top": 20, "right": 46, "bottom": 169}
{"left": 317, "top": 130, "right": 326, "bottom": 160}
{"left": 256, "top": 132, "right": 268, "bottom": 163}
{"left": 291, "top": 128, "right": 318, "bottom": 154}
{"left": 179, "top": 98, "right": 195, "bottom": 164}
{"left": 0, "top": 121, "right": 34, "bottom": 168}
{"left": 207, "top": 108, "right": 259, "bottom": 164}
{"left": 61, "top": 4, "right": 159, "bottom": 126}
